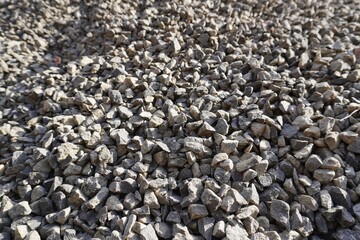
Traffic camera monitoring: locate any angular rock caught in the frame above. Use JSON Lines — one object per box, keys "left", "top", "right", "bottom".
{"left": 8, "top": 201, "right": 32, "bottom": 219}
{"left": 139, "top": 224, "right": 158, "bottom": 240}
{"left": 236, "top": 154, "right": 262, "bottom": 172}
{"left": 314, "top": 169, "right": 335, "bottom": 183}
{"left": 225, "top": 223, "right": 248, "bottom": 240}
{"left": 270, "top": 200, "right": 290, "bottom": 229}
{"left": 213, "top": 220, "right": 226, "bottom": 238}
{"left": 188, "top": 204, "right": 209, "bottom": 219}
{"left": 347, "top": 139, "right": 360, "bottom": 153}
{"left": 330, "top": 187, "right": 353, "bottom": 210}
{"left": 198, "top": 217, "right": 215, "bottom": 240}
{"left": 85, "top": 187, "right": 109, "bottom": 209}
{"left": 201, "top": 188, "right": 222, "bottom": 210}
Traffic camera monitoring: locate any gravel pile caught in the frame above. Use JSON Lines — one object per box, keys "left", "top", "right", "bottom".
{"left": 1, "top": 0, "right": 360, "bottom": 239}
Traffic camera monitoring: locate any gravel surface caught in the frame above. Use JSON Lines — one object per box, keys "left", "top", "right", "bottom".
{"left": 1, "top": 0, "right": 360, "bottom": 239}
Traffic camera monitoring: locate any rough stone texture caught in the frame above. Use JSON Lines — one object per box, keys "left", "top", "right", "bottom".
{"left": 1, "top": 1, "right": 360, "bottom": 239}
{"left": 270, "top": 200, "right": 290, "bottom": 230}
{"left": 188, "top": 204, "right": 209, "bottom": 219}
{"left": 139, "top": 224, "right": 158, "bottom": 240}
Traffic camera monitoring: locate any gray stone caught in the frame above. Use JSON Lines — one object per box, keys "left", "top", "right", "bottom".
{"left": 347, "top": 139, "right": 360, "bottom": 153}
{"left": 106, "top": 195, "right": 124, "bottom": 211}
{"left": 251, "top": 232, "right": 270, "bottom": 240}
{"left": 221, "top": 189, "right": 248, "bottom": 213}
{"left": 31, "top": 186, "right": 47, "bottom": 203}
{"left": 211, "top": 153, "right": 228, "bottom": 166}
{"left": 243, "top": 216, "right": 259, "bottom": 234}
{"left": 321, "top": 157, "right": 341, "bottom": 170}
{"left": 338, "top": 207, "right": 356, "bottom": 227}
{"left": 281, "top": 124, "right": 299, "bottom": 138}
{"left": 55, "top": 206, "right": 71, "bottom": 224}
{"left": 241, "top": 184, "right": 260, "bottom": 205}
{"left": 293, "top": 144, "right": 313, "bottom": 159}
{"left": 68, "top": 188, "right": 87, "bottom": 207}
{"left": 188, "top": 204, "right": 208, "bottom": 219}
{"left": 330, "top": 187, "right": 353, "bottom": 210}
{"left": 318, "top": 117, "right": 335, "bottom": 133}
{"left": 339, "top": 131, "right": 358, "bottom": 144}
{"left": 139, "top": 224, "right": 158, "bottom": 240}
{"left": 297, "top": 217, "right": 313, "bottom": 237}
{"left": 123, "top": 214, "right": 137, "bottom": 237}
{"left": 290, "top": 139, "right": 308, "bottom": 151}
{"left": 320, "top": 190, "right": 333, "bottom": 209}
{"left": 166, "top": 211, "right": 181, "bottom": 223}
{"left": 198, "top": 122, "right": 216, "bottom": 137}
{"left": 251, "top": 123, "right": 266, "bottom": 137}
{"left": 263, "top": 231, "right": 281, "bottom": 240}
{"left": 221, "top": 140, "right": 238, "bottom": 154}
{"left": 85, "top": 187, "right": 109, "bottom": 209}
{"left": 154, "top": 222, "right": 172, "bottom": 239}
{"left": 110, "top": 129, "right": 131, "bottom": 145}
{"left": 180, "top": 178, "right": 203, "bottom": 207}
{"left": 304, "top": 154, "right": 323, "bottom": 172}
{"left": 144, "top": 190, "right": 160, "bottom": 209}
{"left": 56, "top": 142, "right": 79, "bottom": 168}
{"left": 292, "top": 116, "right": 313, "bottom": 129}
{"left": 353, "top": 203, "right": 360, "bottom": 220}
{"left": 109, "top": 179, "right": 137, "bottom": 194}
{"left": 315, "top": 212, "right": 328, "bottom": 234}
{"left": 201, "top": 188, "right": 222, "bottom": 210}
{"left": 236, "top": 205, "right": 259, "bottom": 219}
{"left": 270, "top": 200, "right": 290, "bottom": 229}
{"left": 313, "top": 169, "right": 335, "bottom": 183}
{"left": 236, "top": 154, "right": 262, "bottom": 172}
{"left": 325, "top": 132, "right": 340, "bottom": 150}
{"left": 198, "top": 217, "right": 215, "bottom": 240}
{"left": 215, "top": 118, "right": 229, "bottom": 135}
{"left": 296, "top": 195, "right": 318, "bottom": 211}
{"left": 225, "top": 223, "right": 249, "bottom": 240}
{"left": 184, "top": 137, "right": 212, "bottom": 157}
{"left": 333, "top": 229, "right": 360, "bottom": 240}
{"left": 213, "top": 220, "right": 226, "bottom": 238}
{"left": 291, "top": 208, "right": 304, "bottom": 230}
{"left": 24, "top": 230, "right": 41, "bottom": 240}
{"left": 8, "top": 201, "right": 32, "bottom": 219}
